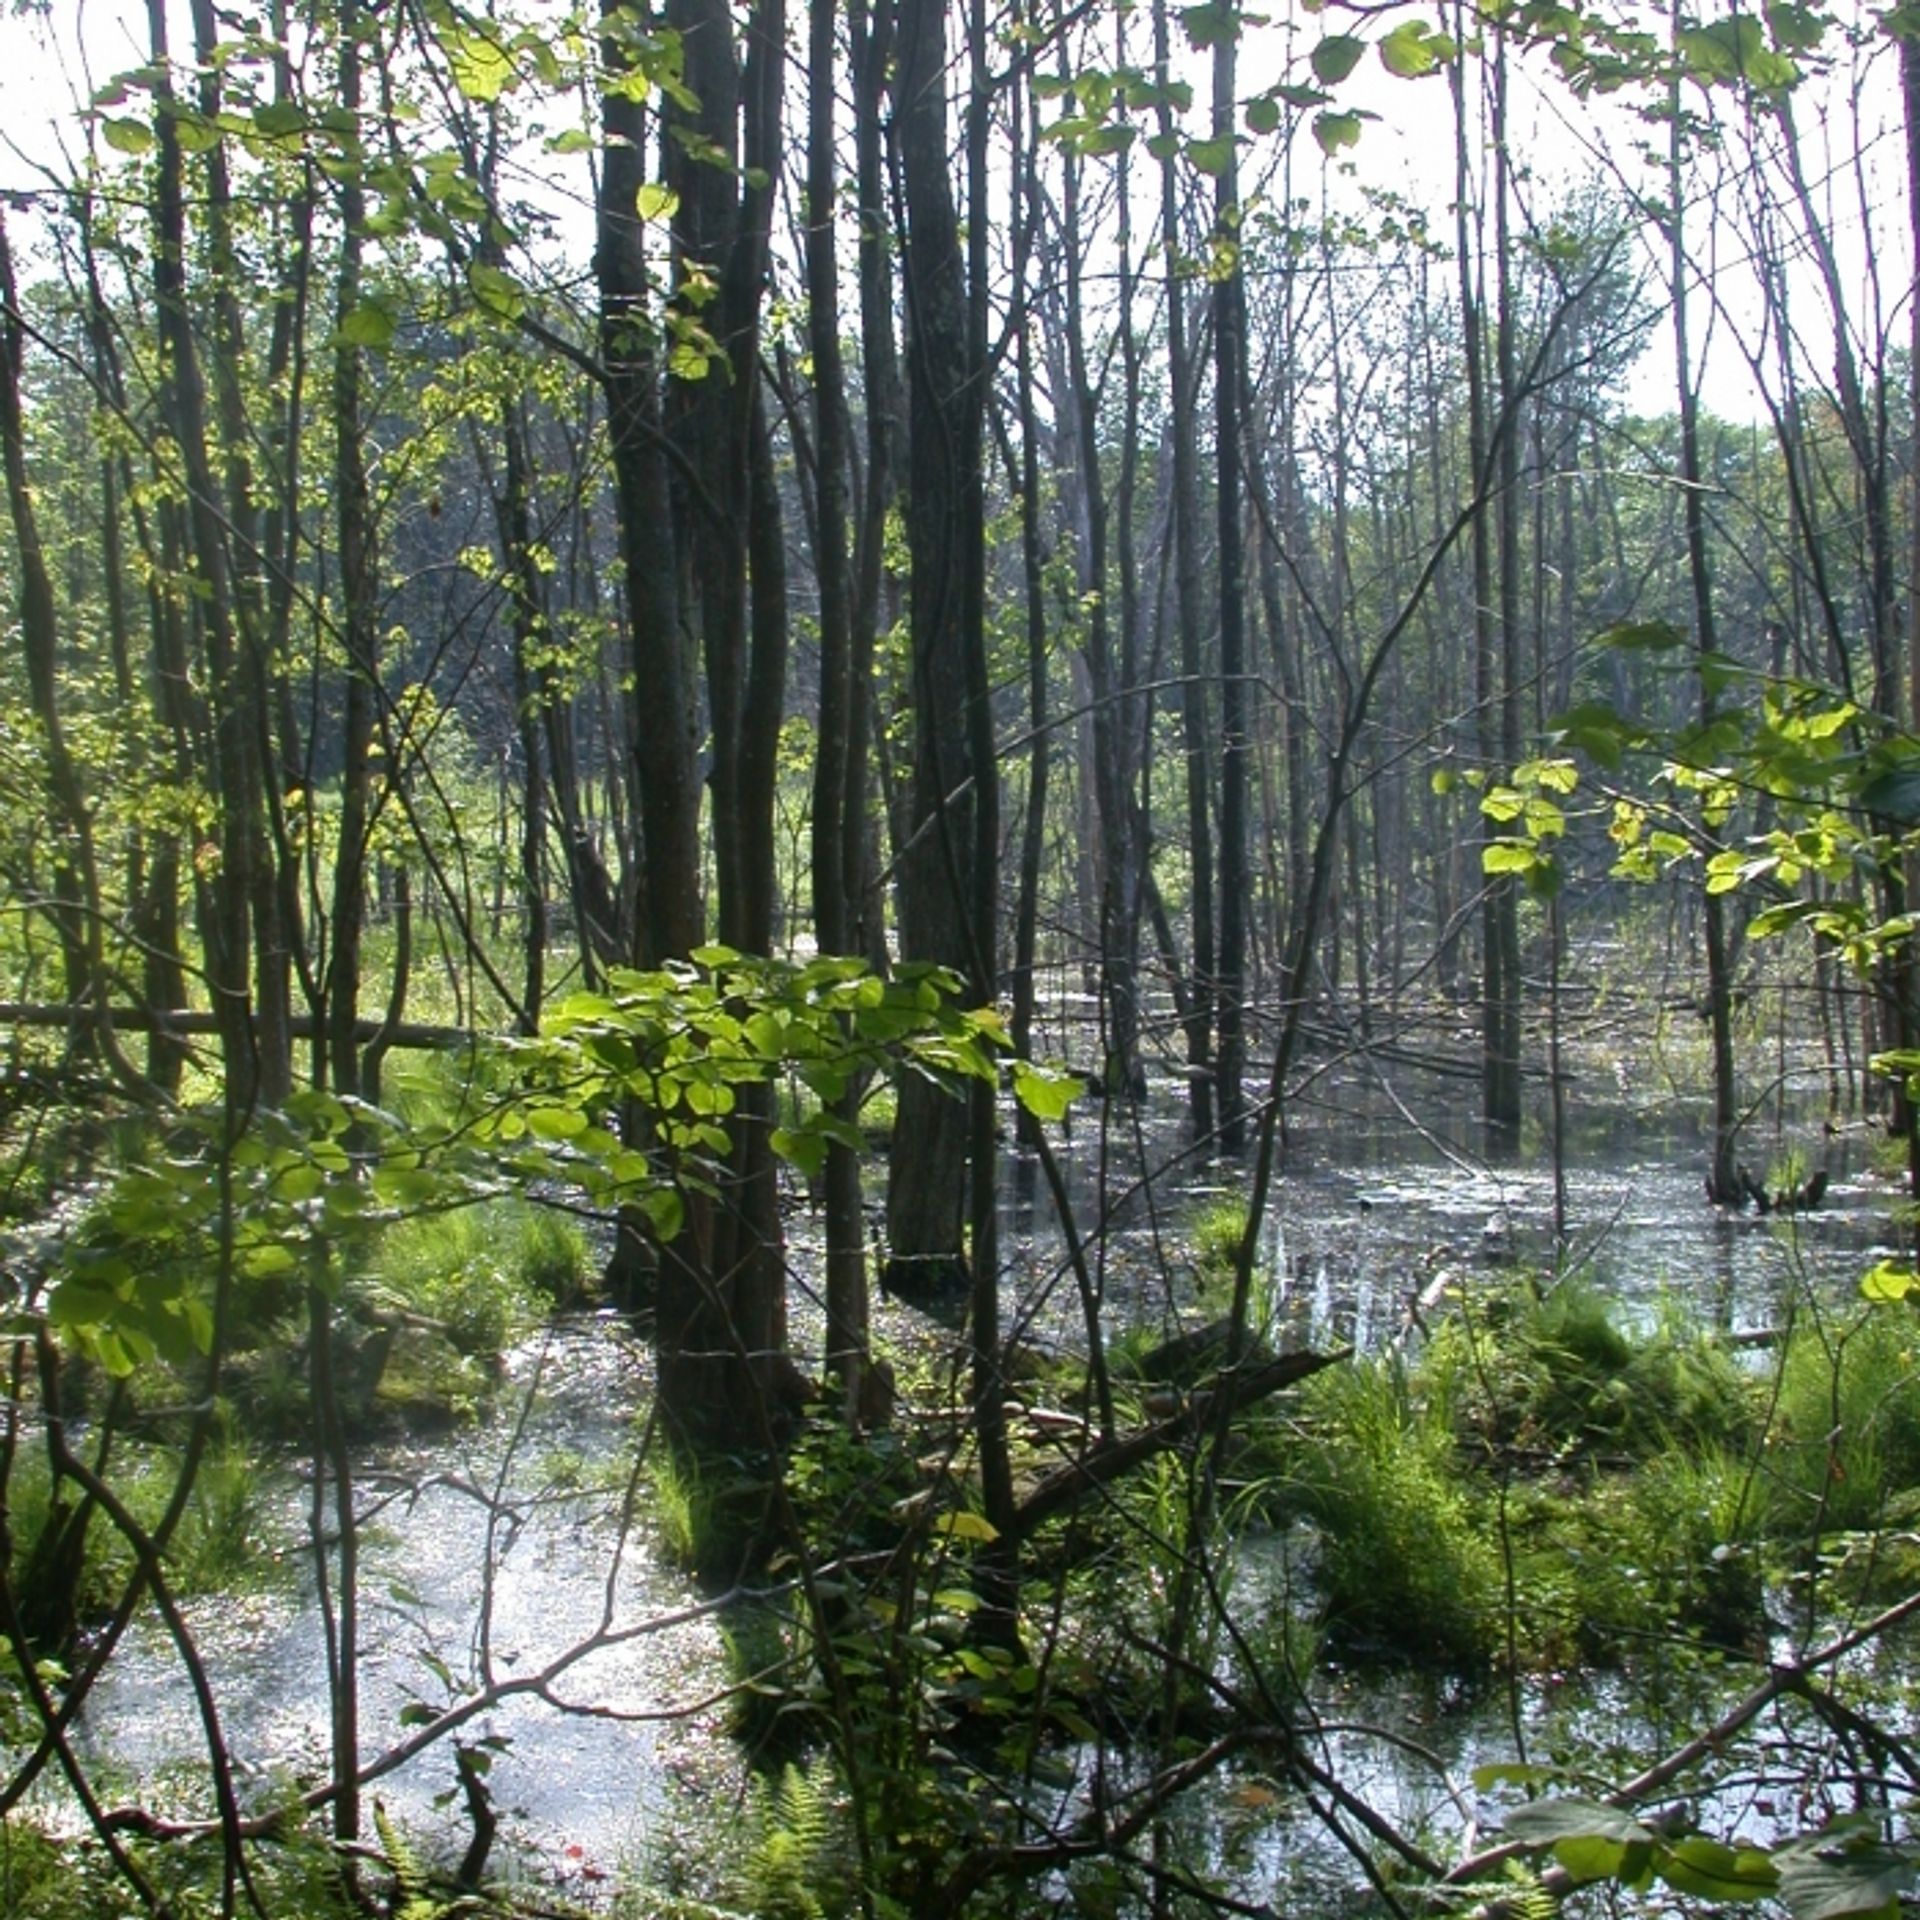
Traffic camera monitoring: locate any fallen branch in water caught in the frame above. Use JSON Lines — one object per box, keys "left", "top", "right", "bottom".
{"left": 1007, "top": 1345, "right": 1348, "bottom": 1543}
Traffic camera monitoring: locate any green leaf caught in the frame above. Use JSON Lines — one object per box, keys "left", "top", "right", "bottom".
{"left": 1186, "top": 135, "right": 1235, "bottom": 175}
{"left": 467, "top": 261, "right": 526, "bottom": 321}
{"left": 1504, "top": 1798, "right": 1655, "bottom": 1849}
{"left": 102, "top": 117, "right": 154, "bottom": 155}
{"left": 1181, "top": 3, "right": 1238, "bottom": 48}
{"left": 934, "top": 1510, "right": 1000, "bottom": 1543}
{"left": 1554, "top": 700, "right": 1640, "bottom": 771}
{"left": 770, "top": 1125, "right": 826, "bottom": 1179}
{"left": 1378, "top": 19, "right": 1443, "bottom": 76}
{"left": 252, "top": 100, "right": 307, "bottom": 138}
{"left": 1860, "top": 1260, "right": 1920, "bottom": 1303}
{"left": 372, "top": 1165, "right": 442, "bottom": 1208}
{"left": 1311, "top": 35, "right": 1367, "bottom": 82}
{"left": 1470, "top": 1762, "right": 1565, "bottom": 1791}
{"left": 335, "top": 301, "right": 397, "bottom": 350}
{"left": 1483, "top": 842, "right": 1537, "bottom": 876}
{"left": 1555, "top": 1833, "right": 1653, "bottom": 1887}
{"left": 1245, "top": 95, "right": 1282, "bottom": 134}
{"left": 442, "top": 24, "right": 516, "bottom": 103}
{"left": 1767, "top": 3, "right": 1827, "bottom": 51}
{"left": 545, "top": 127, "right": 595, "bottom": 154}
{"left": 1313, "top": 109, "right": 1364, "bottom": 154}
{"left": 526, "top": 1105, "right": 588, "bottom": 1140}
{"left": 637, "top": 181, "right": 679, "bottom": 223}
{"left": 1012, "top": 1060, "right": 1084, "bottom": 1123}
{"left": 1596, "top": 618, "right": 1685, "bottom": 651}
{"left": 276, "top": 1162, "right": 326, "bottom": 1202}
{"left": 172, "top": 113, "right": 221, "bottom": 154}
{"left": 642, "top": 1186, "right": 685, "bottom": 1241}
{"left": 1857, "top": 768, "right": 1920, "bottom": 824}
{"left": 1775, "top": 1829, "right": 1911, "bottom": 1920}
{"left": 1658, "top": 1835, "right": 1781, "bottom": 1901}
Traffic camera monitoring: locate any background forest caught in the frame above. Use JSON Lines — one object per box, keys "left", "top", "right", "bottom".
{"left": 3, "top": 0, "right": 1920, "bottom": 1914}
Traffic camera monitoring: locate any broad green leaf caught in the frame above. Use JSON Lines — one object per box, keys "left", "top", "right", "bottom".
{"left": 770, "top": 1125, "right": 826, "bottom": 1178}
{"left": 1750, "top": 900, "right": 1824, "bottom": 938}
{"left": 1555, "top": 1833, "right": 1653, "bottom": 1886}
{"left": 1012, "top": 1060, "right": 1084, "bottom": 1123}
{"left": 1554, "top": 700, "right": 1640, "bottom": 770}
{"left": 1483, "top": 842, "right": 1539, "bottom": 876}
{"left": 1857, "top": 768, "right": 1920, "bottom": 825}
{"left": 468, "top": 261, "right": 526, "bottom": 321}
{"left": 1767, "top": 2, "right": 1826, "bottom": 51}
{"left": 637, "top": 181, "right": 679, "bottom": 223}
{"left": 526, "top": 1105, "right": 588, "bottom": 1140}
{"left": 1860, "top": 1260, "right": 1920, "bottom": 1303}
{"left": 642, "top": 1187, "right": 685, "bottom": 1240}
{"left": 934, "top": 1510, "right": 1000, "bottom": 1543}
{"left": 1313, "top": 109, "right": 1364, "bottom": 154}
{"left": 1658, "top": 1835, "right": 1781, "bottom": 1901}
{"left": 1597, "top": 618, "right": 1685, "bottom": 651}
{"left": 172, "top": 114, "right": 221, "bottom": 154}
{"left": 1245, "top": 95, "right": 1282, "bottom": 134}
{"left": 335, "top": 301, "right": 397, "bottom": 350}
{"left": 1503, "top": 1798, "right": 1655, "bottom": 1848}
{"left": 102, "top": 117, "right": 153, "bottom": 155}
{"left": 545, "top": 127, "right": 595, "bottom": 154}
{"left": 1186, "top": 135, "right": 1235, "bottom": 175}
{"left": 443, "top": 25, "right": 516, "bottom": 103}
{"left": 1470, "top": 1762, "right": 1565, "bottom": 1790}
{"left": 1181, "top": 3, "right": 1237, "bottom": 48}
{"left": 1379, "top": 19, "right": 1443, "bottom": 76}
{"left": 275, "top": 1162, "right": 326, "bottom": 1202}
{"left": 253, "top": 100, "right": 307, "bottom": 138}
{"left": 1311, "top": 35, "right": 1367, "bottom": 83}
{"left": 372, "top": 1165, "right": 442, "bottom": 1208}
{"left": 1775, "top": 1831, "right": 1911, "bottom": 1920}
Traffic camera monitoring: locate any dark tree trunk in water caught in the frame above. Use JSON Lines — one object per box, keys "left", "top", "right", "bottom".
{"left": 1666, "top": 10, "right": 1741, "bottom": 1203}
{"left": 1153, "top": 0, "right": 1215, "bottom": 1142}
{"left": 884, "top": 0, "right": 989, "bottom": 1300}
{"left": 1212, "top": 23, "right": 1250, "bottom": 1151}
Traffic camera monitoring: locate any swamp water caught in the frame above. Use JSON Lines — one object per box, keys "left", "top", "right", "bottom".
{"left": 60, "top": 1057, "right": 1905, "bottom": 1909}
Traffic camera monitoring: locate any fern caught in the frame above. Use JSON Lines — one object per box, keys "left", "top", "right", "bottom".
{"left": 374, "top": 1800, "right": 446, "bottom": 1920}
{"left": 728, "top": 1755, "right": 848, "bottom": 1920}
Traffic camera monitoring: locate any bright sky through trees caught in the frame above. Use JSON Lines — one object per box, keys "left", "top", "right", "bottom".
{"left": 0, "top": 0, "right": 1906, "bottom": 426}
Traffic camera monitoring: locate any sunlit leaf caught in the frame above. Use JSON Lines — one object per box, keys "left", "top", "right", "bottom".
{"left": 934, "top": 1510, "right": 1000, "bottom": 1543}
{"left": 1313, "top": 109, "right": 1364, "bottom": 154}
{"left": 102, "top": 117, "right": 154, "bottom": 155}
{"left": 335, "top": 301, "right": 397, "bottom": 350}
{"left": 637, "top": 181, "right": 679, "bottom": 223}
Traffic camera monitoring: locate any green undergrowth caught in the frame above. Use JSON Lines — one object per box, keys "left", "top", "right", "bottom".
{"left": 1247, "top": 1280, "right": 1773, "bottom": 1668}
{"left": 1087, "top": 1276, "right": 1920, "bottom": 1675}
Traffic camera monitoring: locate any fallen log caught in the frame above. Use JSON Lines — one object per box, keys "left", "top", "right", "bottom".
{"left": 0, "top": 1002, "right": 479, "bottom": 1052}
{"left": 1008, "top": 1344, "right": 1348, "bottom": 1543}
